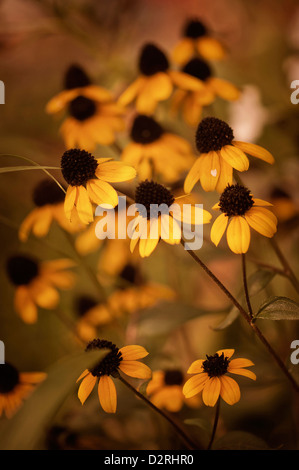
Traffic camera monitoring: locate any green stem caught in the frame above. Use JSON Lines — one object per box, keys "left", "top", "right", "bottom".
{"left": 241, "top": 253, "right": 254, "bottom": 318}
{"left": 270, "top": 237, "right": 299, "bottom": 294}
{"left": 207, "top": 399, "right": 220, "bottom": 450}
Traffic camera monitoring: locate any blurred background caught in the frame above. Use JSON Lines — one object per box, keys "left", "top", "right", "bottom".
{"left": 0, "top": 0, "right": 299, "bottom": 450}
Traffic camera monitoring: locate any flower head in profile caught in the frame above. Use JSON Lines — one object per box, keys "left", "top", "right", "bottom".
{"left": 146, "top": 369, "right": 201, "bottom": 412}
{"left": 0, "top": 363, "right": 46, "bottom": 418}
{"left": 46, "top": 64, "right": 125, "bottom": 150}
{"left": 183, "top": 349, "right": 256, "bottom": 407}
{"left": 184, "top": 117, "right": 275, "bottom": 194}
{"left": 129, "top": 180, "right": 211, "bottom": 258}
{"left": 172, "top": 18, "right": 226, "bottom": 65}
{"left": 121, "top": 114, "right": 195, "bottom": 183}
{"left": 19, "top": 179, "right": 83, "bottom": 242}
{"left": 118, "top": 43, "right": 206, "bottom": 115}
{"left": 210, "top": 184, "right": 277, "bottom": 254}
{"left": 76, "top": 339, "right": 151, "bottom": 413}
{"left": 171, "top": 58, "right": 240, "bottom": 127}
{"left": 6, "top": 255, "right": 76, "bottom": 323}
{"left": 61, "top": 148, "right": 136, "bottom": 224}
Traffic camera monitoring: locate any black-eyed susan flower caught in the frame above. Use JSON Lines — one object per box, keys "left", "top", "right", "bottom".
{"left": 19, "top": 179, "right": 83, "bottom": 242}
{"left": 184, "top": 117, "right": 275, "bottom": 194}
{"left": 129, "top": 180, "right": 212, "bottom": 258}
{"left": 171, "top": 58, "right": 240, "bottom": 127}
{"left": 146, "top": 369, "right": 201, "bottom": 412}
{"left": 183, "top": 349, "right": 256, "bottom": 406}
{"left": 172, "top": 19, "right": 226, "bottom": 65}
{"left": 121, "top": 114, "right": 195, "bottom": 183}
{"left": 76, "top": 339, "right": 151, "bottom": 413}
{"left": 61, "top": 148, "right": 136, "bottom": 224}
{"left": 210, "top": 184, "right": 277, "bottom": 254}
{"left": 269, "top": 186, "right": 299, "bottom": 223}
{"left": 74, "top": 295, "right": 111, "bottom": 342}
{"left": 118, "top": 43, "right": 206, "bottom": 115}
{"left": 46, "top": 64, "right": 125, "bottom": 151}
{"left": 6, "top": 255, "right": 76, "bottom": 323}
{"left": 0, "top": 363, "right": 46, "bottom": 418}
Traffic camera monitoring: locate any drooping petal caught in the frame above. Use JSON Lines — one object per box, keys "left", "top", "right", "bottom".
{"left": 226, "top": 216, "right": 250, "bottom": 254}
{"left": 78, "top": 372, "right": 97, "bottom": 404}
{"left": 14, "top": 286, "right": 38, "bottom": 324}
{"left": 118, "top": 76, "right": 146, "bottom": 107}
{"left": 202, "top": 377, "right": 221, "bottom": 407}
{"left": 118, "top": 360, "right": 152, "bottom": 379}
{"left": 208, "top": 78, "right": 240, "bottom": 101}
{"left": 98, "top": 375, "right": 117, "bottom": 413}
{"left": 228, "top": 368, "right": 256, "bottom": 381}
{"left": 219, "top": 375, "right": 241, "bottom": 405}
{"left": 197, "top": 37, "right": 226, "bottom": 61}
{"left": 76, "top": 186, "right": 94, "bottom": 224}
{"left": 184, "top": 157, "right": 203, "bottom": 194}
{"left": 220, "top": 145, "right": 249, "bottom": 172}
{"left": 198, "top": 151, "right": 220, "bottom": 192}
{"left": 96, "top": 161, "right": 137, "bottom": 183}
{"left": 30, "top": 280, "right": 60, "bottom": 309}
{"left": 45, "top": 89, "right": 79, "bottom": 114}
{"left": 64, "top": 185, "right": 78, "bottom": 221}
{"left": 210, "top": 213, "right": 228, "bottom": 247}
{"left": 86, "top": 179, "right": 119, "bottom": 207}
{"left": 119, "top": 345, "right": 149, "bottom": 361}
{"left": 143, "top": 72, "right": 173, "bottom": 102}
{"left": 233, "top": 141, "right": 274, "bottom": 164}
{"left": 245, "top": 207, "right": 277, "bottom": 238}
{"left": 169, "top": 70, "right": 206, "bottom": 92}
{"left": 183, "top": 373, "right": 209, "bottom": 398}
{"left": 172, "top": 37, "right": 195, "bottom": 65}
{"left": 215, "top": 155, "right": 233, "bottom": 193}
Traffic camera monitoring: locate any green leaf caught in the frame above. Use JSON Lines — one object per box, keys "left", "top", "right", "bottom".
{"left": 184, "top": 418, "right": 211, "bottom": 433}
{"left": 254, "top": 296, "right": 299, "bottom": 320}
{"left": 0, "top": 349, "right": 107, "bottom": 450}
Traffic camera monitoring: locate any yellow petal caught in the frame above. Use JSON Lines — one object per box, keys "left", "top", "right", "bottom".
{"left": 119, "top": 345, "right": 149, "bottom": 361}
{"left": 233, "top": 141, "right": 274, "bottom": 164}
{"left": 182, "top": 93, "right": 203, "bottom": 127}
{"left": 143, "top": 72, "right": 173, "bottom": 102}
{"left": 198, "top": 151, "right": 220, "bottom": 192}
{"left": 78, "top": 372, "right": 97, "bottom": 404}
{"left": 210, "top": 213, "right": 228, "bottom": 247}
{"left": 220, "top": 145, "right": 249, "bottom": 172}
{"left": 245, "top": 207, "right": 277, "bottom": 238}
{"left": 215, "top": 155, "right": 233, "bottom": 193}
{"left": 96, "top": 161, "right": 136, "bottom": 183}
{"left": 228, "top": 368, "right": 256, "bottom": 380}
{"left": 216, "top": 349, "right": 235, "bottom": 359}
{"left": 209, "top": 78, "right": 240, "bottom": 101}
{"left": 151, "top": 387, "right": 184, "bottom": 412}
{"left": 197, "top": 37, "right": 226, "bottom": 61}
{"left": 228, "top": 358, "right": 254, "bottom": 369}
{"left": 46, "top": 89, "right": 79, "bottom": 114}
{"left": 30, "top": 280, "right": 60, "bottom": 309}
{"left": 118, "top": 360, "right": 152, "bottom": 379}
{"left": 226, "top": 216, "right": 250, "bottom": 254}
{"left": 253, "top": 198, "right": 273, "bottom": 207}
{"left": 118, "top": 76, "right": 146, "bottom": 107}
{"left": 172, "top": 37, "right": 194, "bottom": 65}
{"left": 183, "top": 373, "right": 209, "bottom": 398}
{"left": 202, "top": 377, "right": 221, "bottom": 407}
{"left": 187, "top": 360, "right": 204, "bottom": 374}
{"left": 98, "top": 375, "right": 117, "bottom": 413}
{"left": 184, "top": 157, "right": 203, "bottom": 194}
{"left": 219, "top": 375, "right": 240, "bottom": 405}
{"left": 87, "top": 179, "right": 119, "bottom": 207}
{"left": 169, "top": 70, "right": 205, "bottom": 92}
{"left": 76, "top": 186, "right": 94, "bottom": 224}
{"left": 14, "top": 286, "right": 38, "bottom": 324}
{"left": 19, "top": 209, "right": 41, "bottom": 242}
{"left": 64, "top": 185, "right": 78, "bottom": 221}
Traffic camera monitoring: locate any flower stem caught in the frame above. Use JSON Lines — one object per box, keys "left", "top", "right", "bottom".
{"left": 181, "top": 240, "right": 299, "bottom": 393}
{"left": 207, "top": 399, "right": 220, "bottom": 450}
{"left": 241, "top": 253, "right": 254, "bottom": 318}
{"left": 117, "top": 374, "right": 199, "bottom": 450}
{"left": 270, "top": 237, "right": 299, "bottom": 294}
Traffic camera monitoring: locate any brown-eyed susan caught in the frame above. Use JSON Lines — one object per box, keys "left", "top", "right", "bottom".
{"left": 6, "top": 255, "right": 76, "bottom": 323}
{"left": 0, "top": 363, "right": 46, "bottom": 418}
{"left": 61, "top": 148, "right": 136, "bottom": 224}
{"left": 121, "top": 114, "right": 195, "bottom": 183}
{"left": 118, "top": 43, "right": 206, "bottom": 115}
{"left": 210, "top": 184, "right": 277, "bottom": 254}
{"left": 171, "top": 58, "right": 240, "bottom": 127}
{"left": 129, "top": 180, "right": 212, "bottom": 258}
{"left": 172, "top": 19, "right": 226, "bottom": 65}
{"left": 146, "top": 369, "right": 201, "bottom": 413}
{"left": 19, "top": 179, "right": 84, "bottom": 242}
{"left": 184, "top": 117, "right": 275, "bottom": 194}
{"left": 46, "top": 64, "right": 125, "bottom": 151}
{"left": 183, "top": 349, "right": 256, "bottom": 406}
{"left": 76, "top": 339, "right": 151, "bottom": 413}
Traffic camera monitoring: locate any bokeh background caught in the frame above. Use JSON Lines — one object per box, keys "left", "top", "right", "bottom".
{"left": 0, "top": 0, "right": 299, "bottom": 450}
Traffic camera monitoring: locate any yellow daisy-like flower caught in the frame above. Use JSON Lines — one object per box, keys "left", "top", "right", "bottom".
{"left": 19, "top": 179, "right": 84, "bottom": 242}
{"left": 146, "top": 369, "right": 201, "bottom": 413}
{"left": 121, "top": 114, "right": 195, "bottom": 183}
{"left": 6, "top": 255, "right": 76, "bottom": 323}
{"left": 183, "top": 349, "right": 256, "bottom": 406}
{"left": 0, "top": 363, "right": 46, "bottom": 418}
{"left": 210, "top": 184, "right": 277, "bottom": 254}
{"left": 171, "top": 58, "right": 240, "bottom": 127}
{"left": 172, "top": 19, "right": 226, "bottom": 65}
{"left": 118, "top": 43, "right": 206, "bottom": 115}
{"left": 46, "top": 64, "right": 125, "bottom": 151}
{"left": 129, "top": 180, "right": 212, "bottom": 258}
{"left": 76, "top": 339, "right": 151, "bottom": 413}
{"left": 184, "top": 117, "right": 275, "bottom": 194}
{"left": 61, "top": 148, "right": 136, "bottom": 224}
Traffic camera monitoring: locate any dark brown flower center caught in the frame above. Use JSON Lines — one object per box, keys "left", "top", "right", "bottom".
{"left": 131, "top": 115, "right": 163, "bottom": 144}
{"left": 219, "top": 184, "right": 254, "bottom": 217}
{"left": 75, "top": 296, "right": 98, "bottom": 317}
{"left": 202, "top": 353, "right": 230, "bottom": 378}
{"left": 64, "top": 64, "right": 91, "bottom": 90}
{"left": 196, "top": 117, "right": 234, "bottom": 153}
{"left": 86, "top": 339, "right": 122, "bottom": 377}
{"left": 135, "top": 180, "right": 175, "bottom": 219}
{"left": 61, "top": 148, "right": 98, "bottom": 186}
{"left": 69, "top": 96, "right": 97, "bottom": 121}
{"left": 183, "top": 58, "right": 212, "bottom": 82}
{"left": 33, "top": 179, "right": 65, "bottom": 207}
{"left": 139, "top": 44, "right": 169, "bottom": 76}
{"left": 6, "top": 255, "right": 39, "bottom": 286}
{"left": 164, "top": 369, "right": 184, "bottom": 386}
{"left": 0, "top": 363, "right": 20, "bottom": 394}
{"left": 183, "top": 19, "right": 207, "bottom": 38}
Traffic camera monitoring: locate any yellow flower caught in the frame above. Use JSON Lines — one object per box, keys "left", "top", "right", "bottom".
{"left": 118, "top": 43, "right": 206, "bottom": 115}
{"left": 184, "top": 117, "right": 275, "bottom": 194}
{"left": 129, "top": 180, "right": 212, "bottom": 258}
{"left": 19, "top": 179, "right": 84, "bottom": 242}
{"left": 172, "top": 19, "right": 226, "bottom": 65}
{"left": 146, "top": 369, "right": 201, "bottom": 412}
{"left": 0, "top": 363, "right": 46, "bottom": 418}
{"left": 269, "top": 186, "right": 299, "bottom": 223}
{"left": 6, "top": 255, "right": 76, "bottom": 323}
{"left": 61, "top": 148, "right": 136, "bottom": 224}
{"left": 211, "top": 184, "right": 277, "bottom": 254}
{"left": 121, "top": 114, "right": 195, "bottom": 183}
{"left": 183, "top": 349, "right": 256, "bottom": 406}
{"left": 76, "top": 339, "right": 151, "bottom": 413}
{"left": 171, "top": 58, "right": 240, "bottom": 127}
{"left": 46, "top": 64, "right": 125, "bottom": 151}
